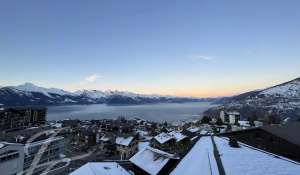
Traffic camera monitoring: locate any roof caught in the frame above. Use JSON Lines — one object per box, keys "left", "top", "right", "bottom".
{"left": 70, "top": 162, "right": 131, "bottom": 175}
{"left": 154, "top": 132, "right": 174, "bottom": 144}
{"left": 169, "top": 131, "right": 187, "bottom": 142}
{"left": 154, "top": 131, "right": 187, "bottom": 144}
{"left": 100, "top": 136, "right": 110, "bottom": 142}
{"left": 130, "top": 146, "right": 177, "bottom": 175}
{"left": 116, "top": 136, "right": 134, "bottom": 146}
{"left": 261, "top": 122, "right": 300, "bottom": 146}
{"left": 187, "top": 127, "right": 200, "bottom": 133}
{"left": 170, "top": 137, "right": 219, "bottom": 175}
{"left": 0, "top": 142, "right": 24, "bottom": 149}
{"left": 215, "top": 137, "right": 300, "bottom": 175}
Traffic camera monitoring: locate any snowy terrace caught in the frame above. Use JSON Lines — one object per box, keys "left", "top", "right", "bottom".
{"left": 215, "top": 137, "right": 300, "bottom": 175}
{"left": 69, "top": 162, "right": 131, "bottom": 175}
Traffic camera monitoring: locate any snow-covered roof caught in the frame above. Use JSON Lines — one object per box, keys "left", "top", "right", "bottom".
{"left": 169, "top": 131, "right": 187, "bottom": 142}
{"left": 215, "top": 137, "right": 300, "bottom": 175}
{"left": 115, "top": 136, "right": 134, "bottom": 146}
{"left": 69, "top": 162, "right": 131, "bottom": 175}
{"left": 238, "top": 120, "right": 250, "bottom": 127}
{"left": 187, "top": 127, "right": 200, "bottom": 133}
{"left": 170, "top": 137, "right": 218, "bottom": 175}
{"left": 154, "top": 131, "right": 187, "bottom": 144}
{"left": 138, "top": 142, "right": 150, "bottom": 151}
{"left": 130, "top": 146, "right": 176, "bottom": 175}
{"left": 100, "top": 136, "right": 110, "bottom": 142}
{"left": 154, "top": 132, "right": 174, "bottom": 144}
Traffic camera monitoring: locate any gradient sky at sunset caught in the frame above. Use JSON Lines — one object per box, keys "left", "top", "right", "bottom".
{"left": 1, "top": 0, "right": 300, "bottom": 97}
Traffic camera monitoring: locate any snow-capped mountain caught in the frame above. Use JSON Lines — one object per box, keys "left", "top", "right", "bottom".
{"left": 205, "top": 77, "right": 300, "bottom": 121}
{"left": 75, "top": 90, "right": 106, "bottom": 99}
{"left": 14, "top": 83, "right": 76, "bottom": 97}
{"left": 0, "top": 83, "right": 206, "bottom": 106}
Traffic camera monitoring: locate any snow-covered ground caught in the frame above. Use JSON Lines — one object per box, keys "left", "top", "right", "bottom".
{"left": 171, "top": 137, "right": 219, "bottom": 175}
{"left": 215, "top": 137, "right": 300, "bottom": 175}
{"left": 260, "top": 79, "right": 300, "bottom": 97}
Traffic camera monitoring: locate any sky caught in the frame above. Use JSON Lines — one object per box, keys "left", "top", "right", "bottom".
{"left": 0, "top": 0, "right": 300, "bottom": 97}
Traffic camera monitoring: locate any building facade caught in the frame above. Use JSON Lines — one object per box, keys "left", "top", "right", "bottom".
{"left": 0, "top": 107, "right": 46, "bottom": 132}
{"left": 0, "top": 142, "right": 25, "bottom": 175}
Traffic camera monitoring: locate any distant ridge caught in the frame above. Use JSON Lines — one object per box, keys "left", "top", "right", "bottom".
{"left": 0, "top": 83, "right": 213, "bottom": 106}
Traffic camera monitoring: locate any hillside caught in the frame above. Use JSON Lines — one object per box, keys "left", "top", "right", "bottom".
{"left": 205, "top": 78, "right": 300, "bottom": 121}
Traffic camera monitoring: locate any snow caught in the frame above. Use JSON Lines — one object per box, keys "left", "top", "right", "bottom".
{"left": 63, "top": 98, "right": 77, "bottom": 103}
{"left": 169, "top": 131, "right": 187, "bottom": 142}
{"left": 215, "top": 137, "right": 300, "bottom": 175}
{"left": 154, "top": 131, "right": 187, "bottom": 144}
{"left": 138, "top": 142, "right": 150, "bottom": 151}
{"left": 75, "top": 90, "right": 106, "bottom": 99}
{"left": 69, "top": 162, "right": 131, "bottom": 175}
{"left": 170, "top": 137, "right": 219, "bottom": 175}
{"left": 100, "top": 136, "right": 110, "bottom": 142}
{"left": 130, "top": 146, "right": 176, "bottom": 175}
{"left": 260, "top": 79, "right": 300, "bottom": 97}
{"left": 154, "top": 132, "right": 174, "bottom": 144}
{"left": 115, "top": 136, "right": 134, "bottom": 146}
{"left": 187, "top": 127, "right": 200, "bottom": 133}
{"left": 238, "top": 121, "right": 251, "bottom": 127}
{"left": 15, "top": 82, "right": 75, "bottom": 97}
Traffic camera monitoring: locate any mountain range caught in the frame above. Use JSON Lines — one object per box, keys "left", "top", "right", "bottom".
{"left": 204, "top": 77, "right": 300, "bottom": 121}
{"left": 0, "top": 83, "right": 210, "bottom": 106}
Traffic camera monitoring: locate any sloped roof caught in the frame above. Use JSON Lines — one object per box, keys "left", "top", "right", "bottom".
{"left": 130, "top": 146, "right": 177, "bottom": 175}
{"left": 215, "top": 137, "right": 300, "bottom": 175}
{"left": 169, "top": 131, "right": 188, "bottom": 142}
{"left": 154, "top": 132, "right": 174, "bottom": 144}
{"left": 170, "top": 137, "right": 218, "bottom": 175}
{"left": 116, "top": 136, "right": 134, "bottom": 146}
{"left": 70, "top": 162, "right": 131, "bottom": 175}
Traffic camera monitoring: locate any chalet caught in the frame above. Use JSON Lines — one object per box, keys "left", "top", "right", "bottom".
{"left": 219, "top": 122, "right": 300, "bottom": 162}
{"left": 96, "top": 132, "right": 116, "bottom": 156}
{"left": 151, "top": 131, "right": 189, "bottom": 154}
{"left": 151, "top": 132, "right": 176, "bottom": 153}
{"left": 115, "top": 134, "right": 138, "bottom": 160}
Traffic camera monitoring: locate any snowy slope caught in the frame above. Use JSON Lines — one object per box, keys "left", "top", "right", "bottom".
{"left": 15, "top": 83, "right": 75, "bottom": 97}
{"left": 75, "top": 90, "right": 106, "bottom": 99}
{"left": 260, "top": 78, "right": 300, "bottom": 97}
{"left": 205, "top": 77, "right": 300, "bottom": 121}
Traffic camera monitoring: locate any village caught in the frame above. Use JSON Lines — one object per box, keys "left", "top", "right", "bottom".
{"left": 1, "top": 107, "right": 300, "bottom": 175}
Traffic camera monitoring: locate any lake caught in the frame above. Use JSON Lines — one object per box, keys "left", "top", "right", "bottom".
{"left": 47, "top": 102, "right": 216, "bottom": 122}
